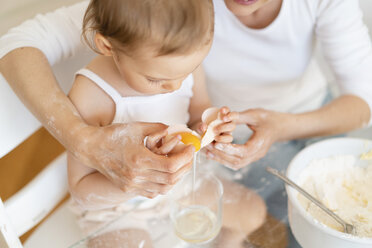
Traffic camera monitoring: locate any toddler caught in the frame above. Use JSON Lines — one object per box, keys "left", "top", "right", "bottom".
{"left": 67, "top": 0, "right": 265, "bottom": 247}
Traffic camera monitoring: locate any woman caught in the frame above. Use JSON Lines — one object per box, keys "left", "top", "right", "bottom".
{"left": 203, "top": 0, "right": 372, "bottom": 168}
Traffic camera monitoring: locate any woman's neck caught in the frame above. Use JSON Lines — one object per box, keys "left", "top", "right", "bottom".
{"left": 237, "top": 0, "right": 282, "bottom": 29}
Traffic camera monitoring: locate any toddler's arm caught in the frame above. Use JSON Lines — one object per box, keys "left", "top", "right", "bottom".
{"left": 66, "top": 72, "right": 136, "bottom": 208}
{"left": 188, "top": 65, "right": 211, "bottom": 127}
{"left": 189, "top": 66, "right": 236, "bottom": 144}
{"left": 68, "top": 153, "right": 139, "bottom": 209}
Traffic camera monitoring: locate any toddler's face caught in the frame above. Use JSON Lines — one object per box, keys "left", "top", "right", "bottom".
{"left": 112, "top": 44, "right": 211, "bottom": 95}
{"left": 224, "top": 0, "right": 273, "bottom": 17}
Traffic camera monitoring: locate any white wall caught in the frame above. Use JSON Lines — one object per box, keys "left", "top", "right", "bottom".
{"left": 0, "top": 0, "right": 81, "bottom": 35}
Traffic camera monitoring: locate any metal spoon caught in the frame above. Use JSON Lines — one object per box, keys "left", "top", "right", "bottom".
{"left": 266, "top": 167, "right": 356, "bottom": 235}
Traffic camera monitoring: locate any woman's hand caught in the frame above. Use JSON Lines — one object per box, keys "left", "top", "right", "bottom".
{"left": 206, "top": 95, "right": 371, "bottom": 170}
{"left": 206, "top": 108, "right": 291, "bottom": 170}
{"left": 75, "top": 122, "right": 195, "bottom": 198}
{"left": 213, "top": 107, "right": 237, "bottom": 143}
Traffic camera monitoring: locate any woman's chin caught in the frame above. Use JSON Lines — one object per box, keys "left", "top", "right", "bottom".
{"left": 224, "top": 0, "right": 269, "bottom": 17}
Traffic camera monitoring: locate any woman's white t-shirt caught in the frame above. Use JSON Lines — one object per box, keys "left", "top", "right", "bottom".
{"left": 1, "top": 0, "right": 372, "bottom": 122}
{"left": 204, "top": 0, "right": 372, "bottom": 116}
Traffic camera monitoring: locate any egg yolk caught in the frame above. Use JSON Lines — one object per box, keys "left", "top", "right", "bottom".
{"left": 176, "top": 132, "right": 201, "bottom": 152}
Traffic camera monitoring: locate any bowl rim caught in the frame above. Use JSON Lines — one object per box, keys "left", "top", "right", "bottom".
{"left": 286, "top": 137, "right": 372, "bottom": 244}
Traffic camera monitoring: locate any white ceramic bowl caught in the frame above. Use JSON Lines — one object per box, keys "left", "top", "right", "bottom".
{"left": 286, "top": 137, "right": 372, "bottom": 248}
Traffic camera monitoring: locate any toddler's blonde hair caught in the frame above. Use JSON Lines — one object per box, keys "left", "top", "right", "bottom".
{"left": 82, "top": 0, "right": 214, "bottom": 56}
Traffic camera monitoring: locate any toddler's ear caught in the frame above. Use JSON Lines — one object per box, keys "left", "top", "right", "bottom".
{"left": 94, "top": 33, "right": 114, "bottom": 56}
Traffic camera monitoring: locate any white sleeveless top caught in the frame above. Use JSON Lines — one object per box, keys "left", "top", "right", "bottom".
{"left": 76, "top": 69, "right": 194, "bottom": 125}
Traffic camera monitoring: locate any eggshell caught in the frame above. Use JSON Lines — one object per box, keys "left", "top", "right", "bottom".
{"left": 164, "top": 124, "right": 201, "bottom": 153}
{"left": 201, "top": 107, "right": 224, "bottom": 148}
{"left": 167, "top": 124, "right": 199, "bottom": 137}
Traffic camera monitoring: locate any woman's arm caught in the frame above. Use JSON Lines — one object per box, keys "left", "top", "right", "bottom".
{"left": 0, "top": 2, "right": 89, "bottom": 149}
{"left": 315, "top": 0, "right": 372, "bottom": 124}
{"left": 207, "top": 95, "right": 370, "bottom": 170}
{"left": 281, "top": 95, "right": 370, "bottom": 139}
{"left": 0, "top": 2, "right": 91, "bottom": 159}
{"left": 0, "top": 48, "right": 87, "bottom": 155}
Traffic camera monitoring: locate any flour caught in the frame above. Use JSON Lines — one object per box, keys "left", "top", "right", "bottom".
{"left": 298, "top": 155, "right": 372, "bottom": 238}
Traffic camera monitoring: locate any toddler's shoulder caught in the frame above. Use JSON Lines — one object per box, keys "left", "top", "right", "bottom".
{"left": 69, "top": 57, "right": 116, "bottom": 126}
